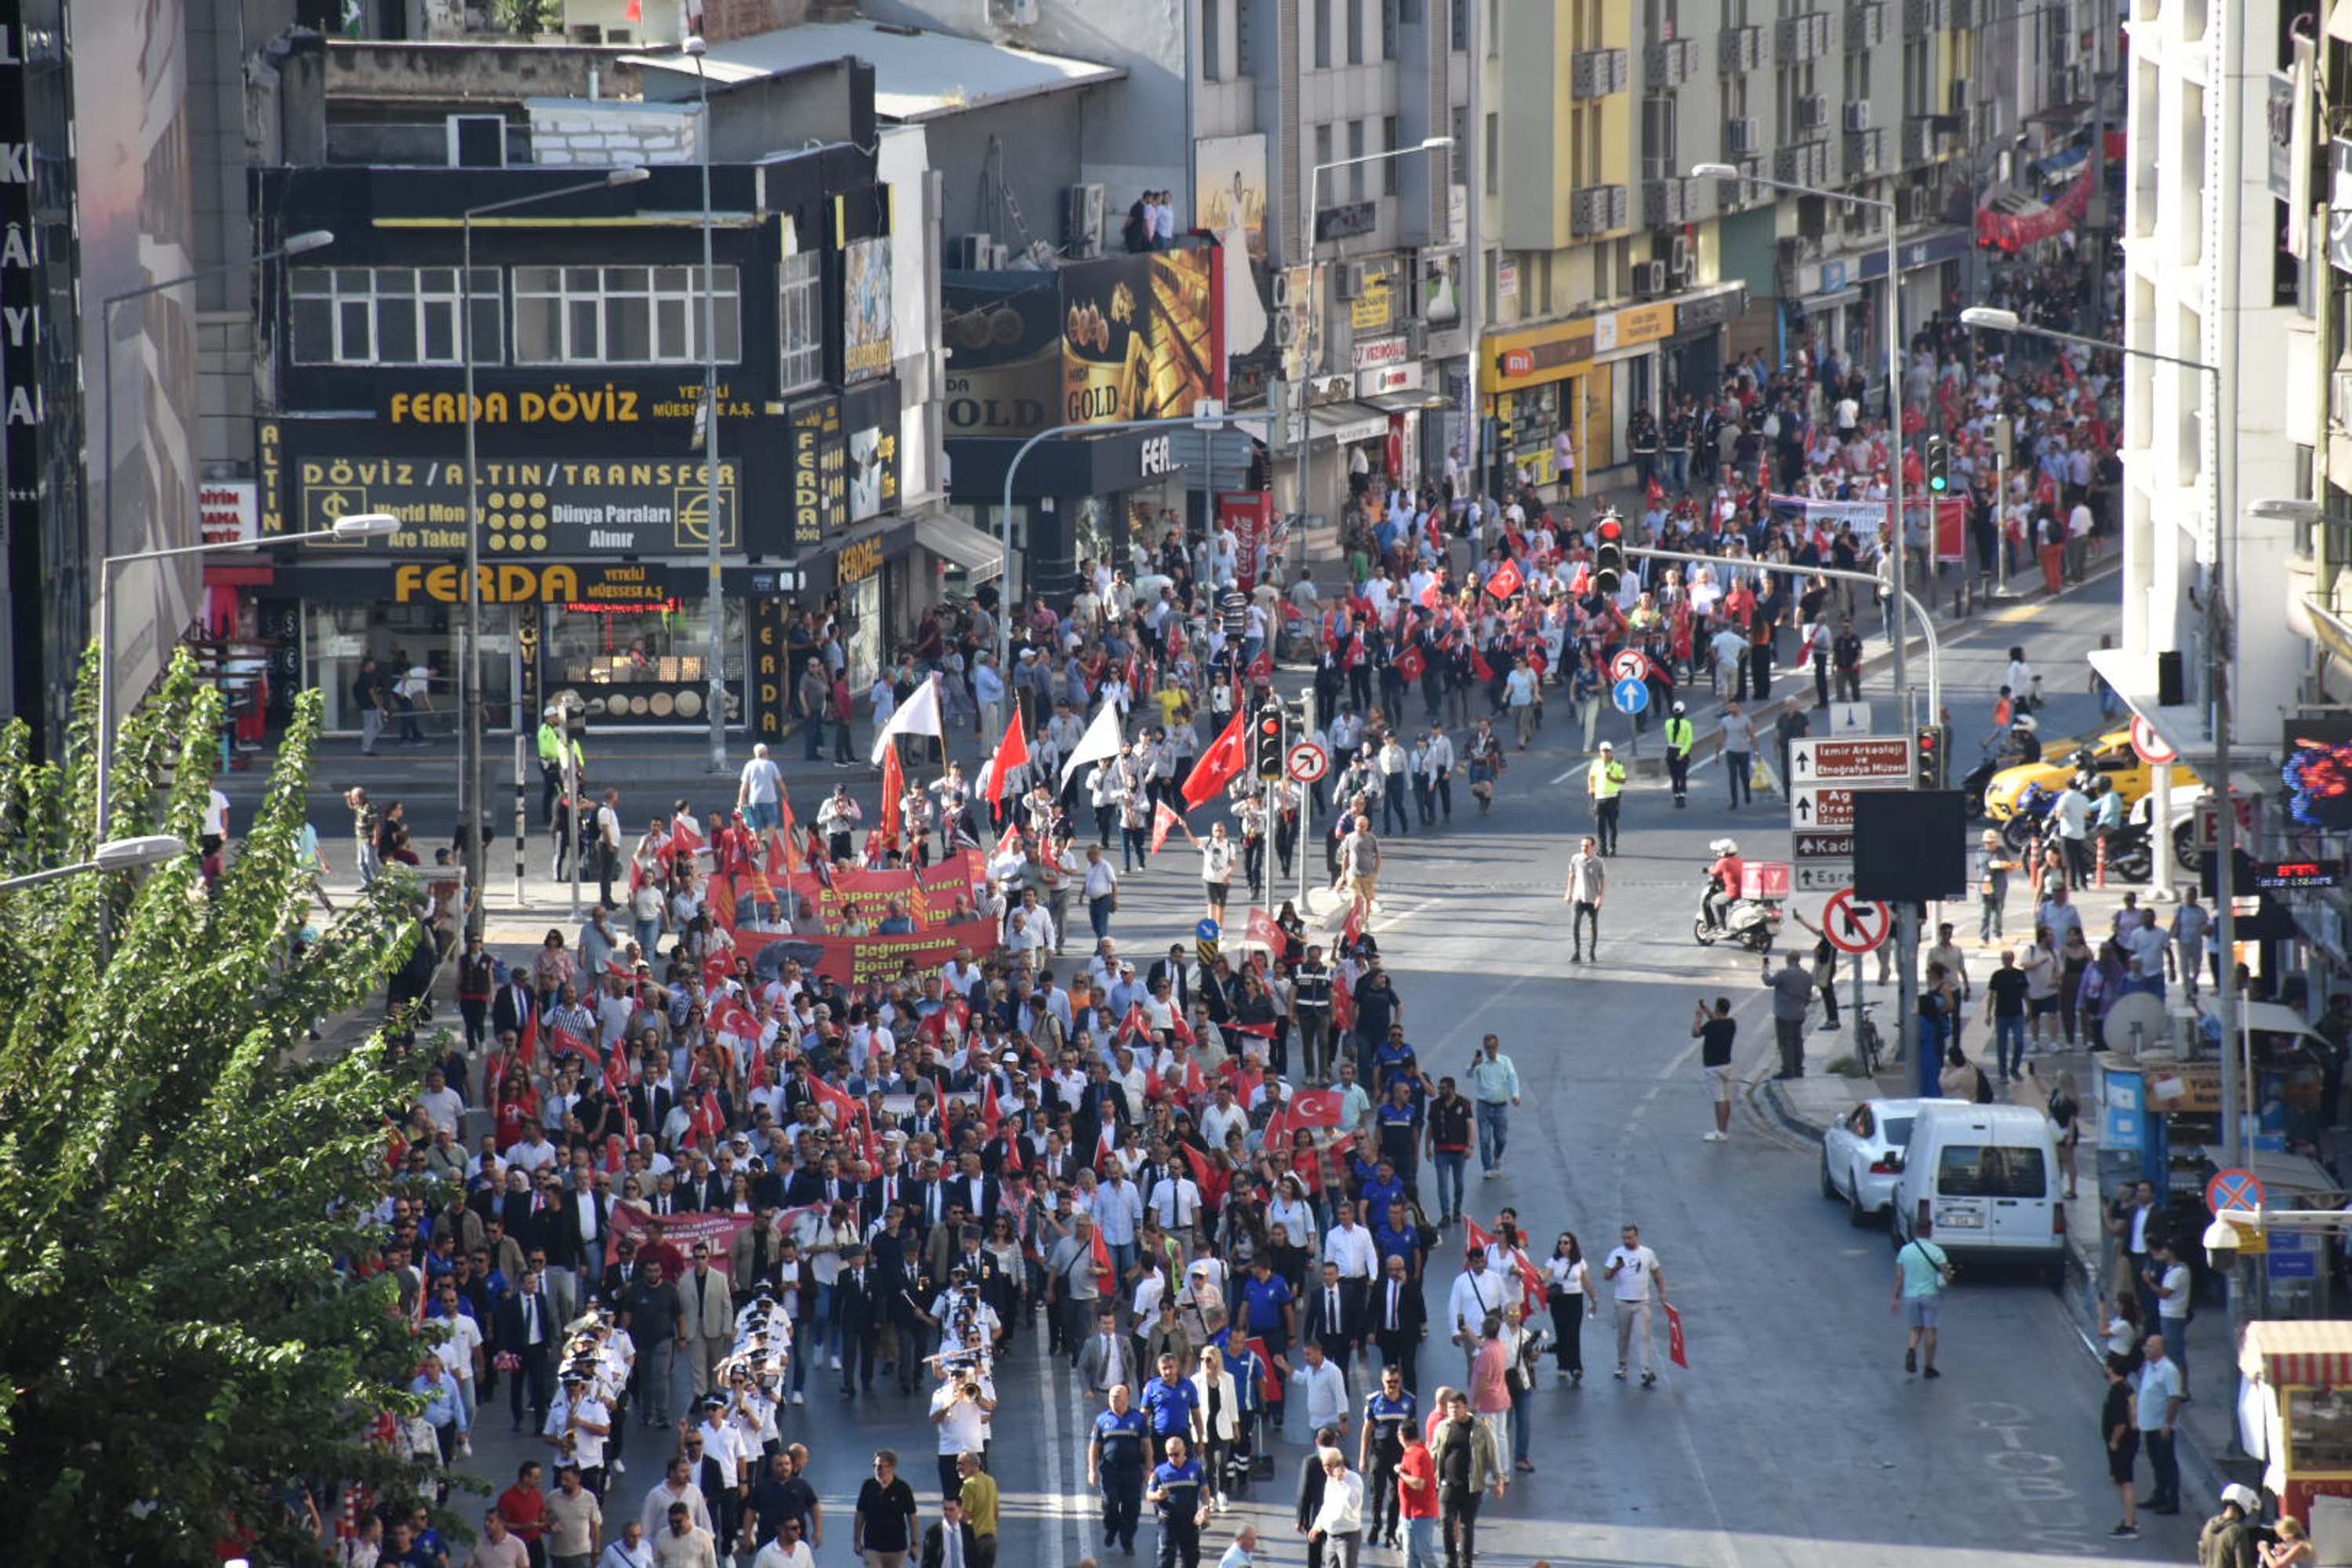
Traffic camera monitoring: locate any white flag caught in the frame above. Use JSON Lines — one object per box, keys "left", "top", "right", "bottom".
{"left": 869, "top": 673, "right": 944, "bottom": 765}
{"left": 1059, "top": 699, "right": 1125, "bottom": 787}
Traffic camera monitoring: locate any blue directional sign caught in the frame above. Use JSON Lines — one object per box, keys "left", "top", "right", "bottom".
{"left": 1196, "top": 918, "right": 1221, "bottom": 942}
{"left": 1611, "top": 676, "right": 1650, "bottom": 715}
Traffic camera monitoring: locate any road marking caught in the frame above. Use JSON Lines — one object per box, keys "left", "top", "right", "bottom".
{"left": 1550, "top": 759, "right": 1595, "bottom": 786}
{"left": 1040, "top": 1348, "right": 1070, "bottom": 1568}
{"left": 1369, "top": 895, "right": 1439, "bottom": 933}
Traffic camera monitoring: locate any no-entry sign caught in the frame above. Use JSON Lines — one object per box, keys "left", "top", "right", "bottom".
{"left": 2130, "top": 715, "right": 2180, "bottom": 765}
{"left": 1821, "top": 887, "right": 1893, "bottom": 953}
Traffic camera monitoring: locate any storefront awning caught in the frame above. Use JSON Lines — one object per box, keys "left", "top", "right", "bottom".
{"left": 915, "top": 514, "right": 1004, "bottom": 583}
{"left": 1360, "top": 390, "right": 1445, "bottom": 416}
{"left": 1306, "top": 404, "right": 1390, "bottom": 445}
{"left": 2085, "top": 644, "right": 2253, "bottom": 775}
{"left": 2241, "top": 1319, "right": 2352, "bottom": 1388}
{"left": 1795, "top": 287, "right": 1861, "bottom": 317}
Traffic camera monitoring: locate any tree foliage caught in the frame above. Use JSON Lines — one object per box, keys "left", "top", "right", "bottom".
{"left": 0, "top": 650, "right": 428, "bottom": 1566}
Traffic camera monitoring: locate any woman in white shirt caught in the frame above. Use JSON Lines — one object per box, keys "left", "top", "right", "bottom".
{"left": 1266, "top": 1176, "right": 1316, "bottom": 1264}
{"left": 1543, "top": 1230, "right": 1597, "bottom": 1385}
{"left": 1190, "top": 1344, "right": 1243, "bottom": 1513}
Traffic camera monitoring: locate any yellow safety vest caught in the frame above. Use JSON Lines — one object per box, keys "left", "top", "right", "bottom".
{"left": 1591, "top": 760, "right": 1627, "bottom": 799}
{"left": 1664, "top": 717, "right": 1694, "bottom": 755}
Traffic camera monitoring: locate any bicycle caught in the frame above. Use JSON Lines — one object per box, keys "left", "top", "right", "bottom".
{"left": 1853, "top": 1000, "right": 1885, "bottom": 1076}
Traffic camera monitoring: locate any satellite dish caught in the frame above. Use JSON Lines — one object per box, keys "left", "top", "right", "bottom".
{"left": 2103, "top": 993, "right": 2170, "bottom": 1057}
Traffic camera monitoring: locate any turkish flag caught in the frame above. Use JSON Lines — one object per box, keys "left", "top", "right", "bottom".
{"left": 1289, "top": 1087, "right": 1345, "bottom": 1128}
{"left": 1485, "top": 558, "right": 1525, "bottom": 601}
{"left": 1091, "top": 1221, "right": 1116, "bottom": 1291}
{"left": 1393, "top": 644, "right": 1427, "bottom": 683}
{"left": 1150, "top": 801, "right": 1189, "bottom": 856}
{"left": 1342, "top": 895, "right": 1368, "bottom": 949}
{"left": 1184, "top": 1144, "right": 1229, "bottom": 1207}
{"left": 808, "top": 1071, "right": 859, "bottom": 1132}
{"left": 1182, "top": 710, "right": 1251, "bottom": 809}
{"left": 990, "top": 707, "right": 1031, "bottom": 806}
{"left": 1418, "top": 579, "right": 1443, "bottom": 609}
{"left": 668, "top": 815, "right": 707, "bottom": 859}
{"left": 1248, "top": 649, "right": 1274, "bottom": 682}
{"left": 1664, "top": 1302, "right": 1690, "bottom": 1368}
{"left": 515, "top": 1009, "right": 539, "bottom": 1070}
{"left": 980, "top": 1076, "right": 1004, "bottom": 1136}
{"left": 1245, "top": 907, "right": 1283, "bottom": 952}
{"left": 706, "top": 874, "right": 738, "bottom": 931}
{"left": 1471, "top": 652, "right": 1496, "bottom": 682}
{"left": 1094, "top": 1122, "right": 1116, "bottom": 1174}
{"left": 551, "top": 1026, "right": 592, "bottom": 1061}
{"left": 880, "top": 746, "right": 906, "bottom": 845}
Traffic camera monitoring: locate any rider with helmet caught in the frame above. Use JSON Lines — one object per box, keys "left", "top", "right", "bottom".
{"left": 1704, "top": 837, "right": 1746, "bottom": 931}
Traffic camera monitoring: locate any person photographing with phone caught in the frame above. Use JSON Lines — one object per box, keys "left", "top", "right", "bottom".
{"left": 1892, "top": 1218, "right": 1955, "bottom": 1378}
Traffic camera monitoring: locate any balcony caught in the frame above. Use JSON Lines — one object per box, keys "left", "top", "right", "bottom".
{"left": 1846, "top": 1, "right": 1886, "bottom": 48}
{"left": 1571, "top": 47, "right": 1632, "bottom": 99}
{"left": 1904, "top": 0, "right": 1947, "bottom": 33}
{"left": 1570, "top": 183, "right": 1630, "bottom": 237}
{"left": 1719, "top": 24, "right": 1763, "bottom": 72}
{"left": 1643, "top": 176, "right": 1690, "bottom": 227}
{"left": 1901, "top": 115, "right": 1937, "bottom": 163}
{"left": 1645, "top": 37, "right": 1697, "bottom": 89}
{"left": 1844, "top": 125, "right": 1884, "bottom": 176}
{"left": 1773, "top": 140, "right": 1831, "bottom": 187}
{"left": 1775, "top": 12, "right": 1833, "bottom": 62}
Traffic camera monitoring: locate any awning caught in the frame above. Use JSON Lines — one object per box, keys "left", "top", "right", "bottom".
{"left": 2085, "top": 645, "right": 2243, "bottom": 774}
{"left": 2240, "top": 1319, "right": 2352, "bottom": 1388}
{"left": 1307, "top": 404, "right": 1390, "bottom": 445}
{"left": 914, "top": 514, "right": 1004, "bottom": 583}
{"left": 1795, "top": 287, "right": 1862, "bottom": 317}
{"left": 1361, "top": 390, "right": 1445, "bottom": 416}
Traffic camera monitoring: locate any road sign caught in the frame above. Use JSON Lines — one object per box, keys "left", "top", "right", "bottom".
{"left": 1789, "top": 737, "right": 1914, "bottom": 782}
{"left": 1820, "top": 888, "right": 1893, "bottom": 953}
{"left": 1791, "top": 786, "right": 1864, "bottom": 829}
{"left": 1829, "top": 702, "right": 1873, "bottom": 736}
{"left": 1196, "top": 918, "right": 1221, "bottom": 943}
{"left": 2130, "top": 714, "right": 2180, "bottom": 764}
{"left": 1794, "top": 862, "right": 1856, "bottom": 891}
{"left": 2194, "top": 791, "right": 2260, "bottom": 853}
{"left": 1286, "top": 741, "right": 1330, "bottom": 784}
{"left": 2205, "top": 1167, "right": 2265, "bottom": 1215}
{"left": 1793, "top": 829, "right": 1855, "bottom": 860}
{"left": 1610, "top": 649, "right": 1646, "bottom": 683}
{"left": 1611, "top": 677, "right": 1650, "bottom": 715}
{"left": 1740, "top": 860, "right": 1791, "bottom": 899}
{"left": 2268, "top": 1229, "right": 2318, "bottom": 1281}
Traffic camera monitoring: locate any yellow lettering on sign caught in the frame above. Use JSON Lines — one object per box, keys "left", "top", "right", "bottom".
{"left": 838, "top": 538, "right": 886, "bottom": 583}
{"left": 392, "top": 564, "right": 585, "bottom": 604}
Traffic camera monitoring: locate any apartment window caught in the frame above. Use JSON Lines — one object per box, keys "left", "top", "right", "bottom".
{"left": 1314, "top": 0, "right": 1332, "bottom": 66}
{"left": 512, "top": 265, "right": 741, "bottom": 365}
{"left": 1486, "top": 0, "right": 1499, "bottom": 53}
{"left": 1348, "top": 120, "right": 1367, "bottom": 199}
{"left": 1347, "top": 0, "right": 1364, "bottom": 62}
{"left": 1721, "top": 0, "right": 1747, "bottom": 24}
{"left": 778, "top": 249, "right": 823, "bottom": 392}
{"left": 1641, "top": 95, "right": 1678, "bottom": 182}
{"left": 1203, "top": 0, "right": 1221, "bottom": 79}
{"left": 1451, "top": 107, "right": 1469, "bottom": 188}
{"left": 1315, "top": 123, "right": 1335, "bottom": 213}
{"left": 1484, "top": 111, "right": 1499, "bottom": 195}
{"left": 1538, "top": 251, "right": 1555, "bottom": 315}
{"left": 1450, "top": 0, "right": 1468, "bottom": 49}
{"left": 290, "top": 267, "right": 499, "bottom": 366}
{"left": 1382, "top": 114, "right": 1402, "bottom": 194}
{"left": 1645, "top": 0, "right": 1678, "bottom": 38}
{"left": 1383, "top": 0, "right": 1400, "bottom": 57}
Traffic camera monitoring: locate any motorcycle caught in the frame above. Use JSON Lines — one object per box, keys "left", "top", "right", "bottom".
{"left": 1692, "top": 877, "right": 1784, "bottom": 953}
{"left": 2001, "top": 782, "right": 2060, "bottom": 853}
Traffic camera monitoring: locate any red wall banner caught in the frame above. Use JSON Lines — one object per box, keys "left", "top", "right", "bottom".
{"left": 736, "top": 913, "right": 1001, "bottom": 987}
{"left": 793, "top": 849, "right": 988, "bottom": 930}
{"left": 608, "top": 1205, "right": 756, "bottom": 1275}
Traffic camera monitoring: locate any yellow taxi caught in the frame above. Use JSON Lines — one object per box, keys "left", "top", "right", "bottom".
{"left": 1982, "top": 727, "right": 2201, "bottom": 821}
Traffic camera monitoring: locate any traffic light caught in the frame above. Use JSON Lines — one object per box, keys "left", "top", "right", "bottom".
{"left": 1595, "top": 513, "right": 1625, "bottom": 595}
{"left": 1254, "top": 703, "right": 1287, "bottom": 779}
{"left": 1913, "top": 724, "right": 1947, "bottom": 789}
{"left": 1924, "top": 434, "right": 1950, "bottom": 495}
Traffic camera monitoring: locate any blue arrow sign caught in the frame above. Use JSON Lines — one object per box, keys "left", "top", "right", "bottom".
{"left": 1196, "top": 918, "right": 1221, "bottom": 942}
{"left": 1611, "top": 676, "right": 1650, "bottom": 715}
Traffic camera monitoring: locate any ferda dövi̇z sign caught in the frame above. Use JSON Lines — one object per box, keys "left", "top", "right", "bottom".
{"left": 260, "top": 444, "right": 739, "bottom": 557}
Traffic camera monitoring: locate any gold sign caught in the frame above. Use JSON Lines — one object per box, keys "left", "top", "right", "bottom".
{"left": 837, "top": 537, "right": 886, "bottom": 585}
{"left": 386, "top": 382, "right": 754, "bottom": 426}
{"left": 393, "top": 562, "right": 672, "bottom": 606}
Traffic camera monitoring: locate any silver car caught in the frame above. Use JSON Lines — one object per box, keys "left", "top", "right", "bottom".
{"left": 1818, "top": 1097, "right": 1963, "bottom": 1225}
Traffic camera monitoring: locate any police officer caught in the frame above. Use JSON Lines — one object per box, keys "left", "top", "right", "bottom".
{"left": 1662, "top": 702, "right": 1694, "bottom": 808}
{"left": 1588, "top": 741, "right": 1627, "bottom": 856}
{"left": 1357, "top": 1364, "right": 1417, "bottom": 1549}
{"left": 1089, "top": 1382, "right": 1150, "bottom": 1555}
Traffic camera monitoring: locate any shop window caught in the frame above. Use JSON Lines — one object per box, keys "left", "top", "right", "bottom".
{"left": 779, "top": 249, "right": 825, "bottom": 392}
{"left": 512, "top": 265, "right": 741, "bottom": 366}
{"left": 546, "top": 598, "right": 747, "bottom": 726}
{"left": 290, "top": 267, "right": 500, "bottom": 367}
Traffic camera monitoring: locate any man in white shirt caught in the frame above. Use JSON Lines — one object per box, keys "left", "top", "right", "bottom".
{"left": 2049, "top": 782, "right": 2093, "bottom": 887}
{"left": 1602, "top": 1223, "right": 1667, "bottom": 1387}
{"left": 1444, "top": 1246, "right": 1506, "bottom": 1377}
{"left": 1149, "top": 1167, "right": 1203, "bottom": 1236}
{"left": 1287, "top": 1338, "right": 1350, "bottom": 1442}
{"left": 1322, "top": 1203, "right": 1379, "bottom": 1309}
{"left": 416, "top": 1068, "right": 466, "bottom": 1138}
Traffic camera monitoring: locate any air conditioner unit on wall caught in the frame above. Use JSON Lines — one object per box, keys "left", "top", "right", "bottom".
{"left": 1845, "top": 100, "right": 1871, "bottom": 132}
{"left": 1727, "top": 118, "right": 1759, "bottom": 154}
{"left": 1062, "top": 183, "right": 1106, "bottom": 258}
{"left": 1633, "top": 260, "right": 1668, "bottom": 297}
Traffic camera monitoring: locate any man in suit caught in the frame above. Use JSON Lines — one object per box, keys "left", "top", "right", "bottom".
{"left": 495, "top": 1268, "right": 558, "bottom": 1434}
{"left": 1369, "top": 1253, "right": 1428, "bottom": 1393}
{"left": 728, "top": 1201, "right": 786, "bottom": 1290}
{"left": 1303, "top": 1260, "right": 1362, "bottom": 1374}
{"left": 866, "top": 1156, "right": 927, "bottom": 1243}
{"left": 626, "top": 1071, "right": 674, "bottom": 1144}
{"left": 1075, "top": 1306, "right": 1141, "bottom": 1402}
{"left": 677, "top": 1243, "right": 736, "bottom": 1402}
{"left": 491, "top": 973, "right": 536, "bottom": 1045}
{"left": 1146, "top": 945, "right": 1194, "bottom": 1012}
{"left": 553, "top": 1166, "right": 610, "bottom": 1296}
{"left": 835, "top": 1243, "right": 884, "bottom": 1396}
{"left": 946, "top": 1153, "right": 997, "bottom": 1225}
{"left": 920, "top": 1496, "right": 980, "bottom": 1568}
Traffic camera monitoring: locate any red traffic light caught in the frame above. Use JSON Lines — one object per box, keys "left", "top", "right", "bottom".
{"left": 1258, "top": 718, "right": 1280, "bottom": 735}
{"left": 1596, "top": 517, "right": 1624, "bottom": 543}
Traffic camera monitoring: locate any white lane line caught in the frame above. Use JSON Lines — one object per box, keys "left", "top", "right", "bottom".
{"left": 1040, "top": 1347, "right": 1071, "bottom": 1568}
{"left": 1369, "top": 895, "right": 1440, "bottom": 933}
{"left": 1550, "top": 759, "right": 1596, "bottom": 786}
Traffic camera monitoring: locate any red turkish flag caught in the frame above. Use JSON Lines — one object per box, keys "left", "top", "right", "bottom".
{"left": 551, "top": 1026, "right": 592, "bottom": 1061}
{"left": 1484, "top": 558, "right": 1525, "bottom": 601}
{"left": 1471, "top": 652, "right": 1496, "bottom": 682}
{"left": 1091, "top": 1221, "right": 1116, "bottom": 1291}
{"left": 1244, "top": 907, "right": 1283, "bottom": 953}
{"left": 1184, "top": 1143, "right": 1229, "bottom": 1207}
{"left": 1393, "top": 644, "right": 1428, "bottom": 683}
{"left": 880, "top": 746, "right": 906, "bottom": 846}
{"left": 1289, "top": 1087, "right": 1345, "bottom": 1127}
{"left": 1664, "top": 1302, "right": 1690, "bottom": 1369}
{"left": 1417, "top": 579, "right": 1443, "bottom": 609}
{"left": 989, "top": 707, "right": 1030, "bottom": 806}
{"left": 1151, "top": 801, "right": 1189, "bottom": 856}
{"left": 514, "top": 1009, "right": 539, "bottom": 1070}
{"left": 1181, "top": 710, "right": 1252, "bottom": 809}
{"left": 706, "top": 874, "right": 738, "bottom": 932}
{"left": 1247, "top": 649, "right": 1273, "bottom": 682}
{"left": 980, "top": 1076, "right": 1004, "bottom": 1137}
{"left": 1341, "top": 895, "right": 1368, "bottom": 949}
{"left": 1094, "top": 1122, "right": 1116, "bottom": 1174}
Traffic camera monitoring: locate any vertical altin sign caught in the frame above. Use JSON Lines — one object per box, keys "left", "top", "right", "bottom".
{"left": 0, "top": 2, "right": 45, "bottom": 714}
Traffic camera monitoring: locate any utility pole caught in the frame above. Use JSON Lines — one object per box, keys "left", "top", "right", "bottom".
{"left": 1460, "top": 0, "right": 1484, "bottom": 503}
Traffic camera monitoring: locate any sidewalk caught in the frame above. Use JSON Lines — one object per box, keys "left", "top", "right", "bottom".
{"left": 1758, "top": 875, "right": 2250, "bottom": 1513}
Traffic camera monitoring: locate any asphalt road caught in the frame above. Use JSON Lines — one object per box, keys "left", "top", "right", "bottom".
{"left": 440, "top": 572, "right": 2199, "bottom": 1563}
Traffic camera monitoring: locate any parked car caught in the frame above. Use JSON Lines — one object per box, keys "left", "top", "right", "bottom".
{"left": 1982, "top": 727, "right": 2201, "bottom": 823}
{"left": 1818, "top": 1097, "right": 1964, "bottom": 1226}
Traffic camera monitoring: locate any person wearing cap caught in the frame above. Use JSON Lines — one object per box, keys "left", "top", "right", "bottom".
{"left": 2201, "top": 1483, "right": 2264, "bottom": 1566}
{"left": 538, "top": 706, "right": 580, "bottom": 828}
{"left": 1586, "top": 742, "right": 1626, "bottom": 857}
{"left": 1662, "top": 701, "right": 1694, "bottom": 807}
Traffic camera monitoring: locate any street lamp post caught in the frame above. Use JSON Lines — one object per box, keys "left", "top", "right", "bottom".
{"left": 1298, "top": 138, "right": 1454, "bottom": 522}
{"left": 93, "top": 514, "right": 401, "bottom": 848}
{"left": 0, "top": 835, "right": 187, "bottom": 895}
{"left": 1957, "top": 306, "right": 2244, "bottom": 1160}
{"left": 459, "top": 168, "right": 651, "bottom": 930}
{"left": 682, "top": 35, "right": 729, "bottom": 775}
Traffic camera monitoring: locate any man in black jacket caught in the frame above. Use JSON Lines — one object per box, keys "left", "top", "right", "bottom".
{"left": 495, "top": 1268, "right": 558, "bottom": 1435}
{"left": 1302, "top": 1260, "right": 1363, "bottom": 1373}
{"left": 1368, "top": 1253, "right": 1428, "bottom": 1393}
{"left": 836, "top": 1244, "right": 884, "bottom": 1397}
{"left": 920, "top": 1497, "right": 980, "bottom": 1568}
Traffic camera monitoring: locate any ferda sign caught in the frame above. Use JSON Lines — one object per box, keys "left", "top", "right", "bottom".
{"left": 387, "top": 382, "right": 757, "bottom": 426}
{"left": 394, "top": 562, "right": 668, "bottom": 606}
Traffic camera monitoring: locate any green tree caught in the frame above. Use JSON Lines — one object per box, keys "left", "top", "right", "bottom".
{"left": 0, "top": 650, "right": 431, "bottom": 1566}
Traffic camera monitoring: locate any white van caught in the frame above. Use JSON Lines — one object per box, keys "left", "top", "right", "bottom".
{"left": 1893, "top": 1102, "right": 2066, "bottom": 1279}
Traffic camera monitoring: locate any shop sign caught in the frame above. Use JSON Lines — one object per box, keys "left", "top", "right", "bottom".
{"left": 1314, "top": 201, "right": 1377, "bottom": 242}
{"left": 843, "top": 235, "right": 895, "bottom": 383}
{"left": 1352, "top": 335, "right": 1410, "bottom": 371}
{"left": 1139, "top": 435, "right": 1175, "bottom": 477}
{"left": 1356, "top": 361, "right": 1425, "bottom": 397}
{"left": 843, "top": 378, "right": 902, "bottom": 524}
{"left": 790, "top": 395, "right": 846, "bottom": 546}
{"left": 1348, "top": 256, "right": 1402, "bottom": 333}
{"left": 837, "top": 535, "right": 887, "bottom": 585}
{"left": 384, "top": 381, "right": 758, "bottom": 426}
{"left": 1594, "top": 302, "right": 1675, "bottom": 355}
{"left": 258, "top": 429, "right": 741, "bottom": 557}
{"left": 392, "top": 561, "right": 673, "bottom": 608}
{"left": 200, "top": 481, "right": 258, "bottom": 544}
{"left": 752, "top": 599, "right": 791, "bottom": 740}
{"left": 1674, "top": 285, "right": 1744, "bottom": 335}
{"left": 1483, "top": 318, "right": 1595, "bottom": 394}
